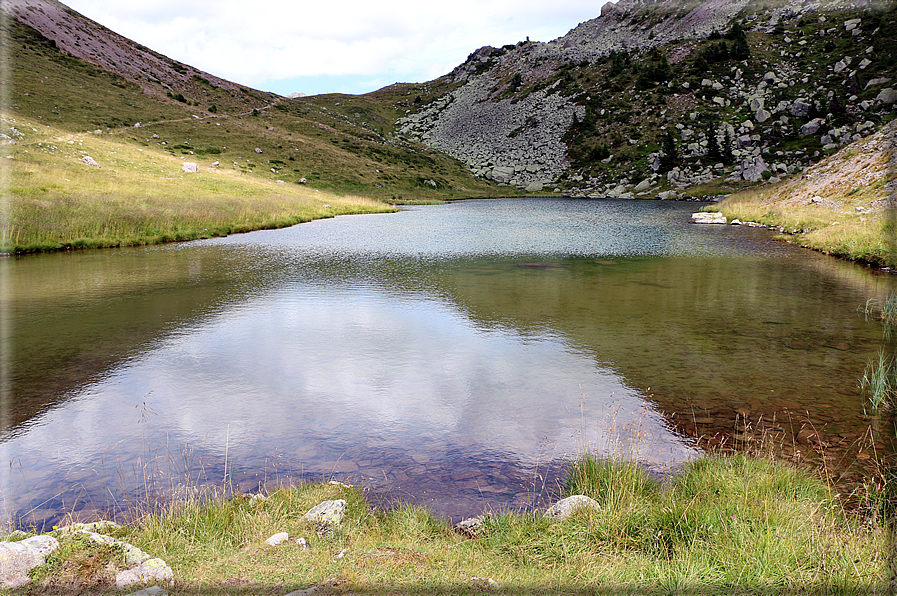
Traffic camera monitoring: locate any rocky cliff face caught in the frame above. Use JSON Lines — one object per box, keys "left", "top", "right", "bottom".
{"left": 396, "top": 0, "right": 897, "bottom": 197}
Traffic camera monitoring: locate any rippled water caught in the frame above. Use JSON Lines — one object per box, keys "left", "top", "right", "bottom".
{"left": 3, "top": 198, "right": 895, "bottom": 526}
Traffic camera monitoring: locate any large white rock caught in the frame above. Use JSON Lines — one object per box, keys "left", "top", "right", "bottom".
{"left": 876, "top": 88, "right": 897, "bottom": 104}
{"left": 182, "top": 162, "right": 198, "bottom": 173}
{"left": 634, "top": 179, "right": 652, "bottom": 192}
{"left": 0, "top": 535, "right": 59, "bottom": 588}
{"left": 692, "top": 212, "right": 727, "bottom": 224}
{"left": 525, "top": 181, "right": 544, "bottom": 192}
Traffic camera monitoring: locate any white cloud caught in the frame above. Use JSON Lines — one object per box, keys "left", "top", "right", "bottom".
{"left": 62, "top": 0, "right": 615, "bottom": 95}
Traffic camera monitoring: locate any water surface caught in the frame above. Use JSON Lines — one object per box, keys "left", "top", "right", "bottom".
{"left": 3, "top": 198, "right": 894, "bottom": 526}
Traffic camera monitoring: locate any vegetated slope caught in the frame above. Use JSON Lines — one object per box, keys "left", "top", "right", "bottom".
{"left": 396, "top": 0, "right": 897, "bottom": 198}
{"left": 717, "top": 118, "right": 897, "bottom": 266}
{"left": 1, "top": 0, "right": 505, "bottom": 202}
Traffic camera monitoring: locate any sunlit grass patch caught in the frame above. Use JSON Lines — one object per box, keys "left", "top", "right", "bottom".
{"left": 1, "top": 114, "right": 396, "bottom": 253}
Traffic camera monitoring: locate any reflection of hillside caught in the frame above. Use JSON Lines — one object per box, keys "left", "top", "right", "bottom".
{"left": 419, "top": 253, "right": 892, "bottom": 447}
{"left": 2, "top": 245, "right": 284, "bottom": 434}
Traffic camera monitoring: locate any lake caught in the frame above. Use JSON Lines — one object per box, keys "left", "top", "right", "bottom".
{"left": 2, "top": 198, "right": 895, "bottom": 526}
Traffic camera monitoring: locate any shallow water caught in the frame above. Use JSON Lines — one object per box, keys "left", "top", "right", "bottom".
{"left": 2, "top": 198, "right": 895, "bottom": 526}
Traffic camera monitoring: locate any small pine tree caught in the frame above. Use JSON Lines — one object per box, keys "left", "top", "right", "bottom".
{"left": 721, "top": 128, "right": 735, "bottom": 165}
{"left": 659, "top": 131, "right": 678, "bottom": 172}
{"left": 727, "top": 21, "right": 750, "bottom": 59}
{"left": 704, "top": 119, "right": 722, "bottom": 162}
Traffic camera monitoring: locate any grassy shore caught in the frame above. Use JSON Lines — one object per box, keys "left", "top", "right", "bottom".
{"left": 8, "top": 453, "right": 890, "bottom": 595}
{"left": 0, "top": 114, "right": 397, "bottom": 253}
{"left": 708, "top": 120, "right": 897, "bottom": 268}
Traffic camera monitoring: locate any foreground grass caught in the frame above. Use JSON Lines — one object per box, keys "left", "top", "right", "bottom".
{"left": 13, "top": 454, "right": 888, "bottom": 595}
{"left": 0, "top": 114, "right": 396, "bottom": 253}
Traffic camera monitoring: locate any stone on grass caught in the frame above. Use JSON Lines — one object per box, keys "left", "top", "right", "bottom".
{"left": 876, "top": 88, "right": 897, "bottom": 104}
{"left": 302, "top": 499, "right": 346, "bottom": 531}
{"left": 470, "top": 576, "right": 501, "bottom": 590}
{"left": 266, "top": 532, "right": 289, "bottom": 547}
{"left": 544, "top": 495, "right": 601, "bottom": 521}
{"left": 790, "top": 99, "right": 811, "bottom": 117}
{"left": 454, "top": 516, "right": 485, "bottom": 538}
{"left": 800, "top": 118, "right": 822, "bottom": 136}
{"left": 525, "top": 181, "right": 544, "bottom": 192}
{"left": 125, "top": 586, "right": 168, "bottom": 596}
{"left": 740, "top": 155, "right": 769, "bottom": 182}
{"left": 283, "top": 587, "right": 318, "bottom": 596}
{"left": 182, "top": 162, "right": 198, "bottom": 173}
{"left": 0, "top": 535, "right": 59, "bottom": 588}
{"left": 81, "top": 155, "right": 100, "bottom": 167}
{"left": 115, "top": 558, "right": 173, "bottom": 589}
{"left": 634, "top": 179, "right": 652, "bottom": 192}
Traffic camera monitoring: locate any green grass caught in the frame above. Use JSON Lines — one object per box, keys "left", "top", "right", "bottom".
{"left": 1, "top": 114, "right": 397, "bottom": 252}
{"left": 2, "top": 18, "right": 511, "bottom": 254}
{"left": 15, "top": 454, "right": 887, "bottom": 594}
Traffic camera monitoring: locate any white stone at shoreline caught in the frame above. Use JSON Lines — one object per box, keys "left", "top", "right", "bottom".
{"left": 691, "top": 212, "right": 727, "bottom": 224}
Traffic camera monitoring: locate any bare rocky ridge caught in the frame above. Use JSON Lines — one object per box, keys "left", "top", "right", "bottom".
{"left": 397, "top": 70, "right": 582, "bottom": 191}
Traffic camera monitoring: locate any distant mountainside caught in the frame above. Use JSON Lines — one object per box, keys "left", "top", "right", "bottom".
{"left": 3, "top": 0, "right": 896, "bottom": 203}
{"left": 397, "top": 0, "right": 897, "bottom": 197}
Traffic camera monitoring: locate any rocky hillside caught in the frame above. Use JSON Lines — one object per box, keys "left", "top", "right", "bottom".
{"left": 396, "top": 0, "right": 897, "bottom": 197}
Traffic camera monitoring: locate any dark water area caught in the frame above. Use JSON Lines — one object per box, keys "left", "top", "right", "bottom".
{"left": 3, "top": 198, "right": 896, "bottom": 528}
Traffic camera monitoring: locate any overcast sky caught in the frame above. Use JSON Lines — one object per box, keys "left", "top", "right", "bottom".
{"left": 60, "top": 0, "right": 615, "bottom": 97}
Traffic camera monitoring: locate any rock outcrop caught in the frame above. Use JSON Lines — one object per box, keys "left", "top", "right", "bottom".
{"left": 0, "top": 535, "right": 59, "bottom": 588}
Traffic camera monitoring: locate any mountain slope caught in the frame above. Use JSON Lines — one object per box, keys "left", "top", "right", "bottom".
{"left": 1, "top": 0, "right": 506, "bottom": 205}
{"left": 397, "top": 0, "right": 897, "bottom": 197}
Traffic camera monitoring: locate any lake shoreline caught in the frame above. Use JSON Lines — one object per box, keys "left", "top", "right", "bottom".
{"left": 4, "top": 452, "right": 887, "bottom": 593}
